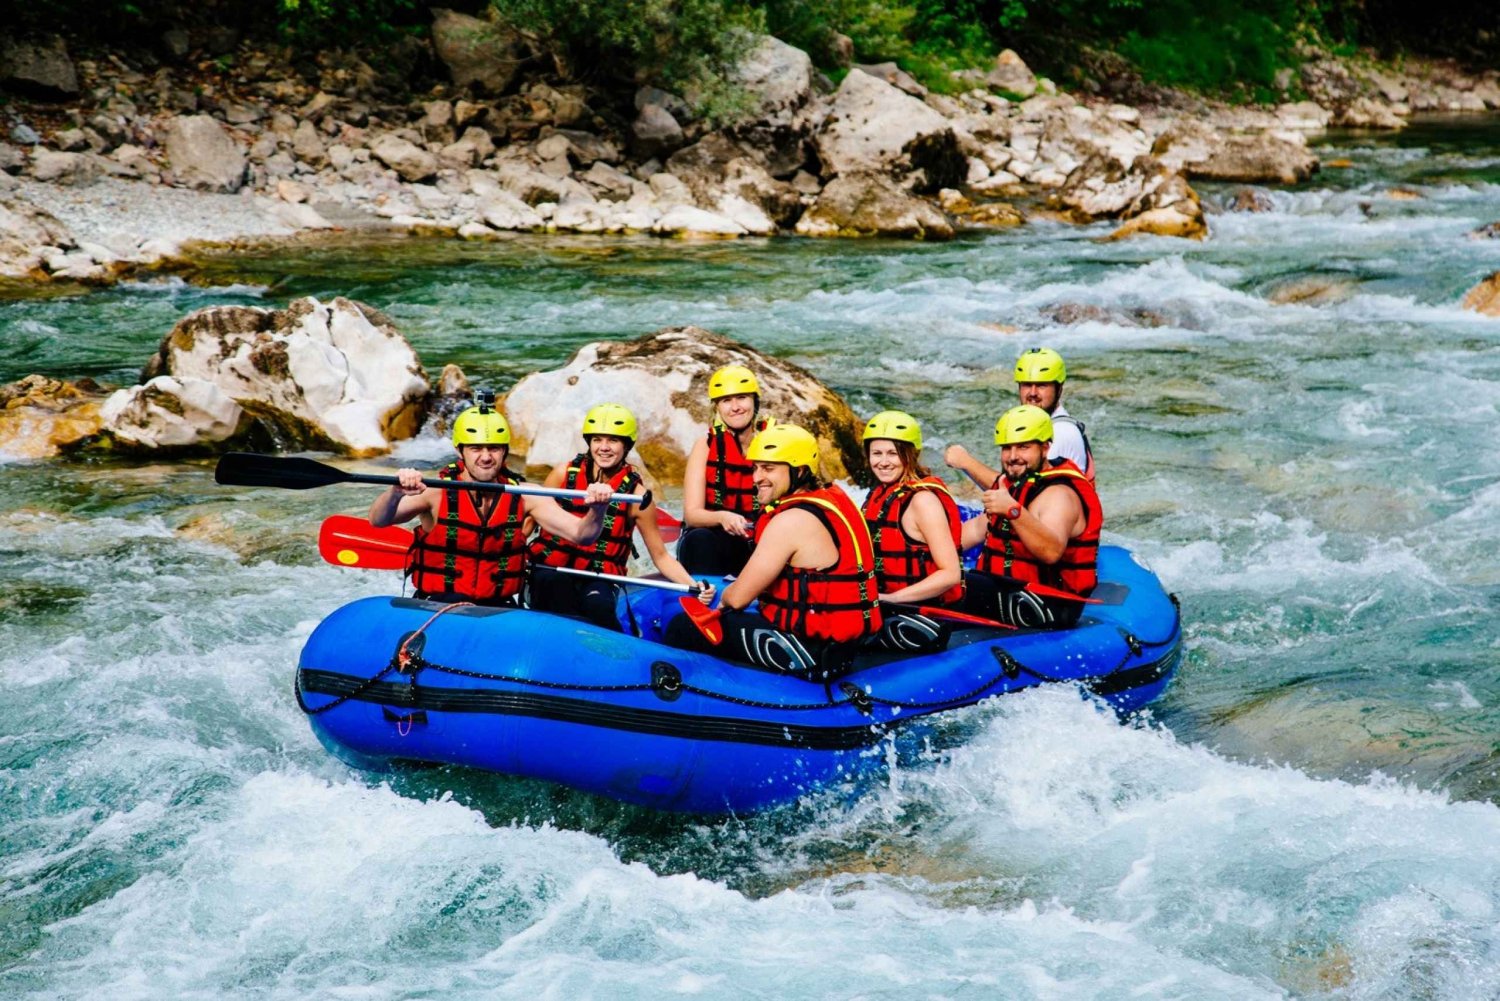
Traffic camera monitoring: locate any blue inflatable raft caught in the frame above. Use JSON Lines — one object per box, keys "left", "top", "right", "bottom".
{"left": 297, "top": 545, "right": 1180, "bottom": 813}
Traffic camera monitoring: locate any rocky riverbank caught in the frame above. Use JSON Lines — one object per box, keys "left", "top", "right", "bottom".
{"left": 5, "top": 15, "right": 1499, "bottom": 289}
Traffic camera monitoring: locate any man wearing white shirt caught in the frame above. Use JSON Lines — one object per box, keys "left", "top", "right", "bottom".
{"left": 946, "top": 347, "right": 1095, "bottom": 486}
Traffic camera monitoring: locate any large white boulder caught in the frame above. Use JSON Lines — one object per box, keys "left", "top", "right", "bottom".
{"left": 98, "top": 376, "right": 251, "bottom": 451}
{"left": 503, "top": 326, "right": 864, "bottom": 482}
{"left": 812, "top": 69, "right": 966, "bottom": 190}
{"left": 129, "top": 296, "right": 430, "bottom": 455}
{"left": 730, "top": 34, "right": 815, "bottom": 126}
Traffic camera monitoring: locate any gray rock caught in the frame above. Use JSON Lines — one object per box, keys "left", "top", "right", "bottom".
{"left": 54, "top": 128, "right": 90, "bottom": 152}
{"left": 987, "top": 50, "right": 1038, "bottom": 99}
{"left": 813, "top": 70, "right": 965, "bottom": 191}
{"left": 161, "top": 29, "right": 192, "bottom": 60}
{"left": 439, "top": 126, "right": 495, "bottom": 167}
{"left": 634, "top": 86, "right": 692, "bottom": 122}
{"left": 292, "top": 120, "right": 328, "bottom": 168}
{"left": 0, "top": 36, "right": 79, "bottom": 97}
{"left": 631, "top": 104, "right": 684, "bottom": 161}
{"left": 29, "top": 149, "right": 100, "bottom": 186}
{"left": 133, "top": 297, "right": 430, "bottom": 455}
{"left": 0, "top": 143, "right": 24, "bottom": 174}
{"left": 794, "top": 172, "right": 954, "bottom": 240}
{"left": 431, "top": 8, "right": 523, "bottom": 95}
{"left": 88, "top": 113, "right": 129, "bottom": 148}
{"left": 10, "top": 122, "right": 41, "bottom": 146}
{"left": 851, "top": 63, "right": 926, "bottom": 98}
{"left": 161, "top": 114, "right": 248, "bottom": 192}
{"left": 581, "top": 161, "right": 635, "bottom": 201}
{"left": 730, "top": 35, "right": 814, "bottom": 126}
{"left": 369, "top": 133, "right": 438, "bottom": 182}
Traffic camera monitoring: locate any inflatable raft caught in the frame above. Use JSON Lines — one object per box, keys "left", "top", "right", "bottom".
{"left": 297, "top": 545, "right": 1180, "bottom": 812}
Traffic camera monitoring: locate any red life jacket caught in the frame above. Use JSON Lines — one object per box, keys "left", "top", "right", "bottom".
{"left": 861, "top": 476, "right": 965, "bottom": 605}
{"left": 976, "top": 458, "right": 1102, "bottom": 595}
{"left": 407, "top": 462, "right": 528, "bottom": 601}
{"left": 703, "top": 418, "right": 770, "bottom": 517}
{"left": 528, "top": 454, "right": 642, "bottom": 576}
{"left": 754, "top": 484, "right": 883, "bottom": 643}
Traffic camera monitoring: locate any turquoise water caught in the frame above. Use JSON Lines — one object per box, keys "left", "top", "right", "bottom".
{"left": 3, "top": 120, "right": 1500, "bottom": 997}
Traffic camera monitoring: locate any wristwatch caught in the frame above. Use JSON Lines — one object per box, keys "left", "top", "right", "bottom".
{"left": 1006, "top": 505, "right": 1022, "bottom": 520}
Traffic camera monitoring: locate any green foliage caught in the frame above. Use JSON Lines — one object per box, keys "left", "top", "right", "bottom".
{"left": 492, "top": 0, "right": 761, "bottom": 94}
{"left": 276, "top": 0, "right": 421, "bottom": 47}
{"left": 1115, "top": 0, "right": 1294, "bottom": 91}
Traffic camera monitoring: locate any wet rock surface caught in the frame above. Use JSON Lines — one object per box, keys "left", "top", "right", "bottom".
{"left": 503, "top": 326, "right": 865, "bottom": 482}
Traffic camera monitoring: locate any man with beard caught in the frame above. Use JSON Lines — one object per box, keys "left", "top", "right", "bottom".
{"left": 959, "top": 405, "right": 1102, "bottom": 629}
{"left": 946, "top": 347, "right": 1094, "bottom": 487}
{"left": 369, "top": 400, "right": 614, "bottom": 606}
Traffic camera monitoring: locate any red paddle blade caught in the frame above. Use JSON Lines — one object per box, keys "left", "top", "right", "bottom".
{"left": 655, "top": 507, "right": 682, "bottom": 544}
{"left": 678, "top": 595, "right": 724, "bottom": 645}
{"left": 318, "top": 514, "right": 414, "bottom": 571}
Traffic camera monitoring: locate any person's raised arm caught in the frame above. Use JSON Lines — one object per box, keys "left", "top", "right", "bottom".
{"left": 369, "top": 468, "right": 434, "bottom": 528}
{"left": 945, "top": 443, "right": 999, "bottom": 490}
{"left": 524, "top": 483, "right": 612, "bottom": 544}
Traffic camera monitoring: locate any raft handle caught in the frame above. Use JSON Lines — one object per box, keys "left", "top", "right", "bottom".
{"left": 839, "top": 682, "right": 873, "bottom": 715}
{"left": 651, "top": 661, "right": 683, "bottom": 701}
{"left": 990, "top": 648, "right": 1022, "bottom": 681}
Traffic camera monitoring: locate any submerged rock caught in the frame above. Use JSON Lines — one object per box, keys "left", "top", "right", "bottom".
{"left": 0, "top": 374, "right": 107, "bottom": 459}
{"left": 103, "top": 296, "right": 430, "bottom": 456}
{"left": 1461, "top": 271, "right": 1500, "bottom": 317}
{"left": 503, "top": 326, "right": 864, "bottom": 482}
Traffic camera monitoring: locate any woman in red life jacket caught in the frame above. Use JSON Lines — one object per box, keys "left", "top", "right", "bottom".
{"left": 957, "top": 405, "right": 1103, "bottom": 629}
{"left": 860, "top": 410, "right": 965, "bottom": 653}
{"left": 368, "top": 399, "right": 614, "bottom": 606}
{"left": 678, "top": 364, "right": 774, "bottom": 577}
{"left": 529, "top": 403, "right": 711, "bottom": 630}
{"left": 667, "top": 423, "right": 881, "bottom": 681}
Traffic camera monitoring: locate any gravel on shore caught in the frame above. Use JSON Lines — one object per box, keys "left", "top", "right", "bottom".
{"left": 10, "top": 176, "right": 302, "bottom": 252}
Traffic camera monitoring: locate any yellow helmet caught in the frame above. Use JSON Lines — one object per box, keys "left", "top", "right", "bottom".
{"left": 708, "top": 365, "right": 760, "bottom": 400}
{"left": 994, "top": 404, "right": 1054, "bottom": 445}
{"left": 451, "top": 406, "right": 511, "bottom": 446}
{"left": 746, "top": 423, "right": 819, "bottom": 474}
{"left": 862, "top": 410, "right": 923, "bottom": 450}
{"left": 1014, "top": 347, "right": 1066, "bottom": 384}
{"left": 581, "top": 403, "right": 638, "bottom": 441}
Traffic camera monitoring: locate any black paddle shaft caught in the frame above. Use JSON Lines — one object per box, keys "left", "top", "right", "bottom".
{"left": 213, "top": 452, "right": 649, "bottom": 504}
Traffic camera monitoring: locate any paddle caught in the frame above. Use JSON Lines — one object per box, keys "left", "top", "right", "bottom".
{"left": 678, "top": 595, "right": 724, "bottom": 645}
{"left": 545, "top": 565, "right": 709, "bottom": 595}
{"left": 655, "top": 507, "right": 682, "bottom": 544}
{"left": 880, "top": 599, "right": 1015, "bottom": 630}
{"left": 216, "top": 452, "right": 649, "bottom": 505}
{"left": 318, "top": 514, "right": 413, "bottom": 570}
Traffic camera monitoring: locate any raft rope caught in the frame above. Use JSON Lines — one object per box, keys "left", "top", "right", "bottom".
{"left": 299, "top": 611, "right": 1181, "bottom": 717}
{"left": 294, "top": 601, "right": 474, "bottom": 715}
